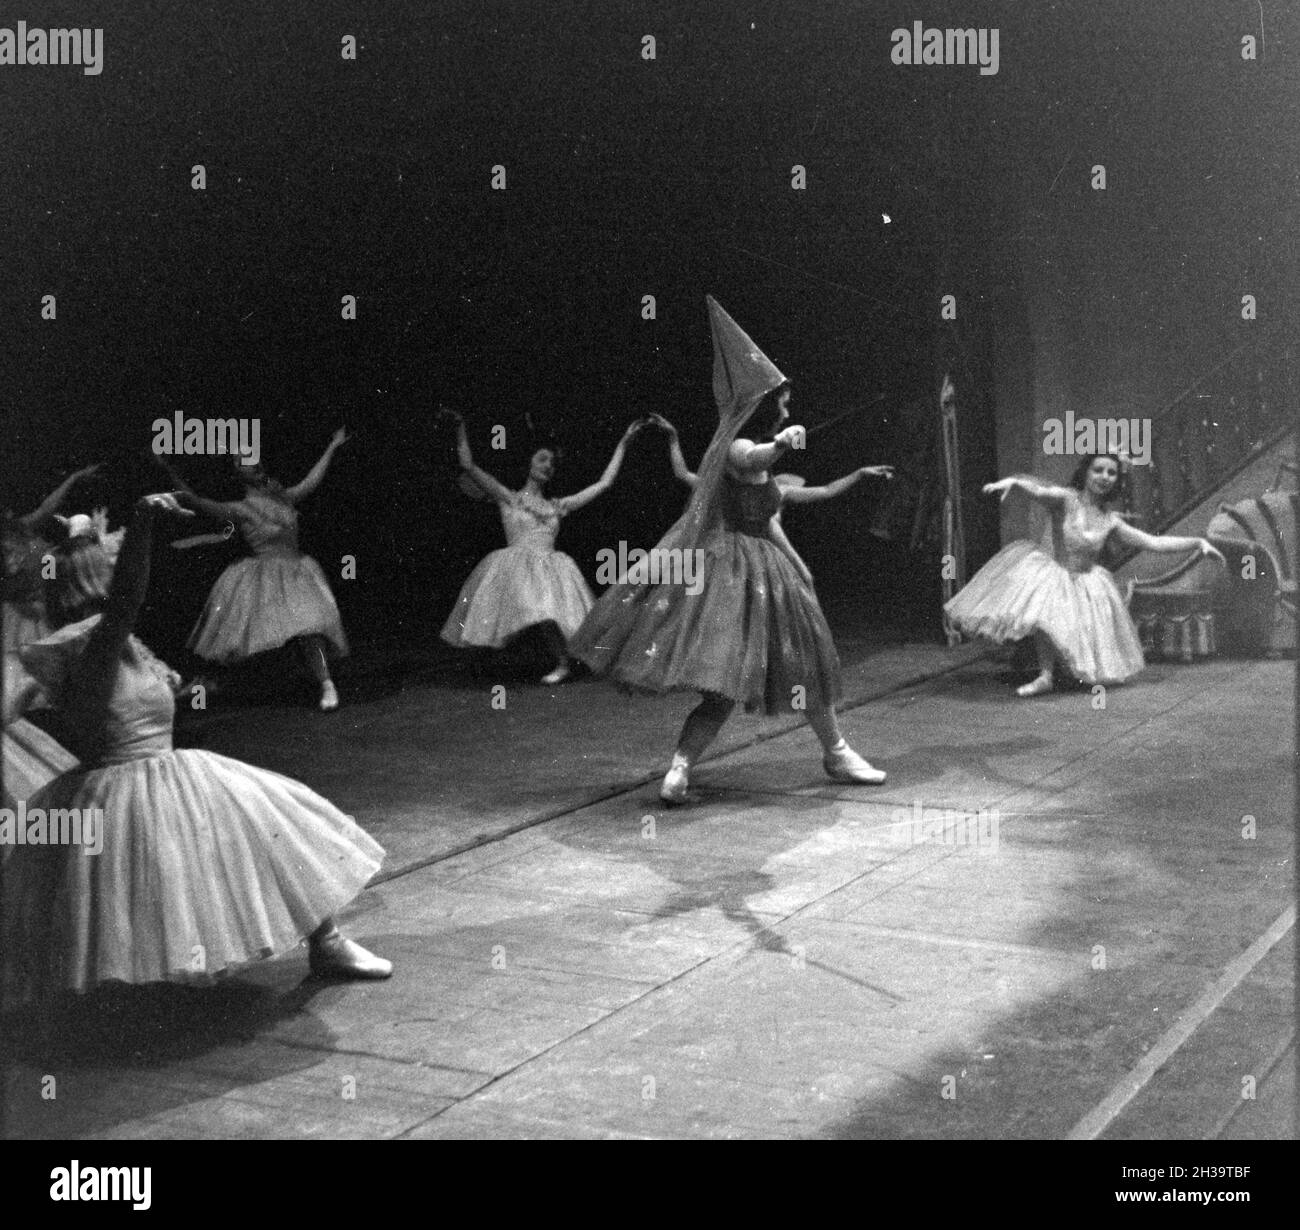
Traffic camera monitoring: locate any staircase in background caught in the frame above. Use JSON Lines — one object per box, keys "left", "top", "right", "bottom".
{"left": 1123, "top": 326, "right": 1297, "bottom": 540}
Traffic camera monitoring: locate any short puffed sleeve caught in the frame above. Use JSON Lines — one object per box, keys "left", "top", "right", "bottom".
{"left": 17, "top": 617, "right": 100, "bottom": 700}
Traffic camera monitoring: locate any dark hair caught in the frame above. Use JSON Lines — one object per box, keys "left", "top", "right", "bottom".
{"left": 523, "top": 440, "right": 563, "bottom": 479}
{"left": 1068, "top": 453, "right": 1124, "bottom": 503}
{"left": 745, "top": 381, "right": 792, "bottom": 440}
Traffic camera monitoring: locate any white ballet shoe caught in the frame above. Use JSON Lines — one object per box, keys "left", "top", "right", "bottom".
{"left": 1015, "top": 673, "right": 1054, "bottom": 698}
{"left": 823, "top": 741, "right": 887, "bottom": 785}
{"left": 660, "top": 754, "right": 691, "bottom": 805}
{"left": 319, "top": 681, "right": 340, "bottom": 711}
{"left": 540, "top": 663, "right": 571, "bottom": 685}
{"left": 308, "top": 932, "right": 392, "bottom": 980}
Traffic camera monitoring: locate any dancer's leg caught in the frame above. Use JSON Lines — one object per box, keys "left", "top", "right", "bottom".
{"left": 809, "top": 701, "right": 886, "bottom": 784}
{"left": 308, "top": 918, "right": 392, "bottom": 979}
{"left": 537, "top": 620, "right": 571, "bottom": 685}
{"left": 661, "top": 692, "right": 735, "bottom": 803}
{"left": 1016, "top": 632, "right": 1056, "bottom": 697}
{"left": 295, "top": 634, "right": 338, "bottom": 710}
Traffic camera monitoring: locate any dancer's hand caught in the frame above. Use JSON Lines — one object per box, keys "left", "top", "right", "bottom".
{"left": 860, "top": 465, "right": 894, "bottom": 480}
{"left": 71, "top": 463, "right": 103, "bottom": 483}
{"left": 330, "top": 426, "right": 351, "bottom": 449}
{"left": 646, "top": 413, "right": 677, "bottom": 436}
{"left": 621, "top": 419, "right": 646, "bottom": 441}
{"left": 774, "top": 425, "right": 804, "bottom": 451}
{"left": 983, "top": 478, "right": 1016, "bottom": 501}
{"left": 1199, "top": 539, "right": 1226, "bottom": 565}
{"left": 136, "top": 492, "right": 194, "bottom": 518}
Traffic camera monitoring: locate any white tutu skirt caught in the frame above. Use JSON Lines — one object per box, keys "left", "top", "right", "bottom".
{"left": 441, "top": 545, "right": 595, "bottom": 648}
{"left": 3, "top": 749, "right": 384, "bottom": 997}
{"left": 944, "top": 540, "right": 1145, "bottom": 685}
{"left": 2, "top": 717, "right": 77, "bottom": 815}
{"left": 188, "top": 552, "right": 348, "bottom": 664}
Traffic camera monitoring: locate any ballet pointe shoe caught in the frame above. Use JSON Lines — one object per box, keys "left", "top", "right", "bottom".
{"left": 308, "top": 929, "right": 392, "bottom": 980}
{"left": 319, "top": 680, "right": 340, "bottom": 711}
{"left": 823, "top": 740, "right": 887, "bottom": 785}
{"left": 659, "top": 753, "right": 691, "bottom": 805}
{"left": 540, "top": 661, "right": 571, "bottom": 685}
{"left": 1015, "top": 672, "right": 1054, "bottom": 698}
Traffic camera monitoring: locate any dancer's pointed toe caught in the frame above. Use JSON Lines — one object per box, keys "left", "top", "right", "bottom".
{"left": 823, "top": 742, "right": 887, "bottom": 785}
{"left": 1015, "top": 673, "right": 1054, "bottom": 698}
{"left": 309, "top": 934, "right": 392, "bottom": 980}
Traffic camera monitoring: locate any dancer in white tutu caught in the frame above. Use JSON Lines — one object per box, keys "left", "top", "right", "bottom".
{"left": 3, "top": 469, "right": 102, "bottom": 815}
{"left": 166, "top": 428, "right": 351, "bottom": 710}
{"left": 3, "top": 492, "right": 390, "bottom": 1005}
{"left": 440, "top": 411, "right": 645, "bottom": 684}
{"left": 945, "top": 454, "right": 1225, "bottom": 695}
{"left": 3, "top": 464, "right": 101, "bottom": 658}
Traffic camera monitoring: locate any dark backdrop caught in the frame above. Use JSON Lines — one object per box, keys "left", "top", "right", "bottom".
{"left": 3, "top": 1, "right": 1293, "bottom": 669}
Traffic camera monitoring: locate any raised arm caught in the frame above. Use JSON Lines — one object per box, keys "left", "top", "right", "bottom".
{"left": 284, "top": 427, "right": 349, "bottom": 503}
{"left": 727, "top": 425, "right": 805, "bottom": 476}
{"left": 1108, "top": 519, "right": 1225, "bottom": 562}
{"left": 782, "top": 465, "right": 894, "bottom": 505}
{"left": 554, "top": 420, "right": 645, "bottom": 513}
{"left": 156, "top": 458, "right": 242, "bottom": 523}
{"left": 443, "top": 412, "right": 516, "bottom": 504}
{"left": 983, "top": 474, "right": 1071, "bottom": 507}
{"left": 63, "top": 494, "right": 192, "bottom": 744}
{"left": 20, "top": 464, "right": 102, "bottom": 533}
{"left": 647, "top": 414, "right": 697, "bottom": 488}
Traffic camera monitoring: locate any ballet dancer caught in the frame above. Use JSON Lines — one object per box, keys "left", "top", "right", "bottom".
{"left": 165, "top": 428, "right": 351, "bottom": 710}
{"left": 3, "top": 464, "right": 102, "bottom": 657}
{"left": 440, "top": 410, "right": 646, "bottom": 685}
{"left": 945, "top": 453, "right": 1225, "bottom": 695}
{"left": 4, "top": 492, "right": 390, "bottom": 1006}
{"left": 2, "top": 469, "right": 103, "bottom": 816}
{"left": 571, "top": 296, "right": 888, "bottom": 804}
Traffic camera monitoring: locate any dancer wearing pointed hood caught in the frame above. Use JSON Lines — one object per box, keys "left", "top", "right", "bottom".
{"left": 570, "top": 297, "right": 887, "bottom": 804}
{"left": 440, "top": 412, "right": 646, "bottom": 684}
{"left": 945, "top": 455, "right": 1224, "bottom": 695}
{"left": 164, "top": 429, "right": 351, "bottom": 711}
{"left": 4, "top": 491, "right": 391, "bottom": 1005}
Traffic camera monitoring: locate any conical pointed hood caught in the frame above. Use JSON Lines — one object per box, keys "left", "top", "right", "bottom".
{"left": 707, "top": 295, "right": 787, "bottom": 420}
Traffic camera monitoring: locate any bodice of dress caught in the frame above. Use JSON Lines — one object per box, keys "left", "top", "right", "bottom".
{"left": 21, "top": 617, "right": 177, "bottom": 766}
{"left": 722, "top": 475, "right": 781, "bottom": 537}
{"left": 1049, "top": 494, "right": 1120, "bottom": 574}
{"left": 500, "top": 492, "right": 562, "bottom": 550}
{"left": 236, "top": 489, "right": 300, "bottom": 556}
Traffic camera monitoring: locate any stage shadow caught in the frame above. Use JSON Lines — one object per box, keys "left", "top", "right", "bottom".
{"left": 2, "top": 970, "right": 341, "bottom": 1138}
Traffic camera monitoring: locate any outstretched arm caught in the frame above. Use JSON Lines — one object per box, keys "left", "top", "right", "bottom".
{"left": 983, "top": 474, "right": 1071, "bottom": 507}
{"left": 782, "top": 465, "right": 894, "bottom": 505}
{"left": 156, "top": 458, "right": 242, "bottom": 523}
{"left": 554, "top": 420, "right": 645, "bottom": 513}
{"left": 646, "top": 414, "right": 697, "bottom": 488}
{"left": 1109, "top": 519, "right": 1225, "bottom": 562}
{"left": 285, "top": 427, "right": 349, "bottom": 503}
{"left": 20, "top": 464, "right": 102, "bottom": 532}
{"left": 444, "top": 412, "right": 516, "bottom": 504}
{"left": 727, "top": 426, "right": 805, "bottom": 476}
{"left": 63, "top": 494, "right": 192, "bottom": 742}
